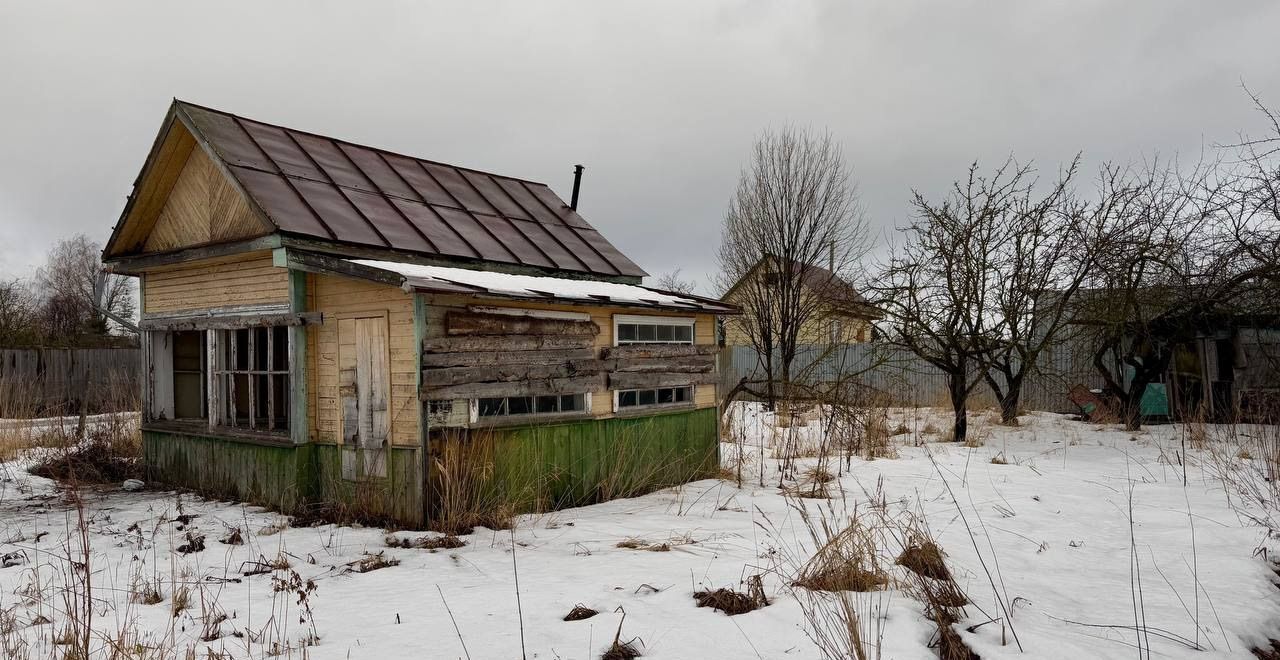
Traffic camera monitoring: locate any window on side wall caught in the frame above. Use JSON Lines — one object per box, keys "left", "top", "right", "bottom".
{"left": 613, "top": 315, "right": 695, "bottom": 346}
{"left": 616, "top": 386, "right": 692, "bottom": 409}
{"left": 474, "top": 393, "right": 588, "bottom": 420}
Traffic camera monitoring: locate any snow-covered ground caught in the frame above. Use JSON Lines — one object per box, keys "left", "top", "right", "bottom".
{"left": 1, "top": 405, "right": 1278, "bottom": 659}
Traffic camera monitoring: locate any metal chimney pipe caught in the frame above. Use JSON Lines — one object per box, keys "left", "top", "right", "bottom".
{"left": 570, "top": 164, "right": 584, "bottom": 210}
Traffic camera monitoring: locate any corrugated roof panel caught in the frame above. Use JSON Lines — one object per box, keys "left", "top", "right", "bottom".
{"left": 291, "top": 178, "right": 387, "bottom": 246}
{"left": 180, "top": 105, "right": 269, "bottom": 169}
{"left": 494, "top": 178, "right": 561, "bottom": 225}
{"left": 233, "top": 168, "right": 334, "bottom": 237}
{"left": 432, "top": 206, "right": 517, "bottom": 263}
{"left": 461, "top": 171, "right": 533, "bottom": 221}
{"left": 389, "top": 198, "right": 479, "bottom": 258}
{"left": 575, "top": 228, "right": 644, "bottom": 275}
{"left": 237, "top": 121, "right": 324, "bottom": 180}
{"left": 291, "top": 133, "right": 380, "bottom": 195}
{"left": 526, "top": 184, "right": 593, "bottom": 229}
{"left": 381, "top": 154, "right": 457, "bottom": 208}
{"left": 338, "top": 145, "right": 420, "bottom": 200}
{"left": 345, "top": 191, "right": 435, "bottom": 253}
{"left": 172, "top": 101, "right": 648, "bottom": 279}
{"left": 422, "top": 163, "right": 498, "bottom": 216}
{"left": 472, "top": 215, "right": 554, "bottom": 268}
{"left": 511, "top": 219, "right": 587, "bottom": 272}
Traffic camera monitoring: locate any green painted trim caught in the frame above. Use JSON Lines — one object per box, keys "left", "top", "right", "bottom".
{"left": 272, "top": 247, "right": 288, "bottom": 268}
{"left": 288, "top": 270, "right": 309, "bottom": 444}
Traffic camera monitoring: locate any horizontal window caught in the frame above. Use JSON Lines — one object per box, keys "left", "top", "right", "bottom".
{"left": 477, "top": 393, "right": 587, "bottom": 418}
{"left": 615, "top": 315, "right": 695, "bottom": 345}
{"left": 617, "top": 386, "right": 691, "bottom": 409}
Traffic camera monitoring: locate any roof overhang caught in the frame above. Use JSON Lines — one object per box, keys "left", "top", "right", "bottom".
{"left": 275, "top": 248, "right": 737, "bottom": 315}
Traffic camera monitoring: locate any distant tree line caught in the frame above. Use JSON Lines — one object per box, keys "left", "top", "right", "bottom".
{"left": 0, "top": 234, "right": 136, "bottom": 348}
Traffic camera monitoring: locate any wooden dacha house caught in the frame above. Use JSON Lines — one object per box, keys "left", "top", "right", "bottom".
{"left": 103, "top": 101, "right": 736, "bottom": 526}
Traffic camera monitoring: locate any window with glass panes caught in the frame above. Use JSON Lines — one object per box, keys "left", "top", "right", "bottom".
{"left": 614, "top": 315, "right": 694, "bottom": 345}
{"left": 616, "top": 386, "right": 692, "bottom": 408}
{"left": 476, "top": 393, "right": 587, "bottom": 418}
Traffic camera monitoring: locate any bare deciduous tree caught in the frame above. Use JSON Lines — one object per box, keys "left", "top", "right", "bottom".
{"left": 35, "top": 234, "right": 135, "bottom": 341}
{"left": 654, "top": 269, "right": 698, "bottom": 295}
{"left": 716, "top": 126, "right": 868, "bottom": 409}
{"left": 873, "top": 160, "right": 1030, "bottom": 443}
{"left": 0, "top": 278, "right": 40, "bottom": 346}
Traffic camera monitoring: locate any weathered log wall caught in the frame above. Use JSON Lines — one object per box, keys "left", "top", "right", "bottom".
{"left": 420, "top": 303, "right": 721, "bottom": 422}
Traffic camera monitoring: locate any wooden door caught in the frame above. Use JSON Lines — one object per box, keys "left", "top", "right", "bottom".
{"left": 339, "top": 315, "right": 390, "bottom": 479}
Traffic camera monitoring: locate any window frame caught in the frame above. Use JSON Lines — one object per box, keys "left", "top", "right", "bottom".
{"left": 612, "top": 314, "right": 696, "bottom": 347}
{"left": 209, "top": 326, "right": 292, "bottom": 433}
{"left": 467, "top": 392, "right": 593, "bottom": 425}
{"left": 612, "top": 385, "right": 694, "bottom": 413}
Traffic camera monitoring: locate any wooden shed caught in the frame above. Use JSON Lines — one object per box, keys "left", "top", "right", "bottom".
{"left": 103, "top": 100, "right": 736, "bottom": 526}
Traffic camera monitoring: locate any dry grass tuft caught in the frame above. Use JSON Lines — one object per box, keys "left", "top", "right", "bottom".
{"left": 601, "top": 640, "right": 641, "bottom": 660}
{"left": 616, "top": 538, "right": 671, "bottom": 552}
{"left": 563, "top": 604, "right": 599, "bottom": 621}
{"left": 693, "top": 576, "right": 768, "bottom": 616}
{"left": 129, "top": 578, "right": 164, "bottom": 605}
{"left": 989, "top": 453, "right": 1008, "bottom": 465}
{"left": 27, "top": 422, "right": 140, "bottom": 484}
{"left": 386, "top": 534, "right": 465, "bottom": 551}
{"left": 171, "top": 586, "right": 191, "bottom": 617}
{"left": 896, "top": 539, "right": 951, "bottom": 582}
{"left": 346, "top": 551, "right": 400, "bottom": 574}
{"left": 793, "top": 516, "right": 889, "bottom": 593}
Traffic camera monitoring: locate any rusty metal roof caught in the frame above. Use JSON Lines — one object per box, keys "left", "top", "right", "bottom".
{"left": 173, "top": 101, "right": 647, "bottom": 279}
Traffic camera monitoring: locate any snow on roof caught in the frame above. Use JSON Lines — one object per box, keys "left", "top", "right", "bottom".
{"left": 349, "top": 259, "right": 737, "bottom": 314}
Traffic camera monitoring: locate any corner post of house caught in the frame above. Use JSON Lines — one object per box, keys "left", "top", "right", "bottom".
{"left": 287, "top": 264, "right": 310, "bottom": 445}
{"left": 413, "top": 292, "right": 430, "bottom": 525}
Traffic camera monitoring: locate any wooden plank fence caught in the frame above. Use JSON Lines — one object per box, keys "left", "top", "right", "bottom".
{"left": 0, "top": 348, "right": 140, "bottom": 416}
{"left": 720, "top": 341, "right": 1102, "bottom": 414}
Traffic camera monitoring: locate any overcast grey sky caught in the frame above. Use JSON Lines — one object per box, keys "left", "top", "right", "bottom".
{"left": 2, "top": 1, "right": 1278, "bottom": 293}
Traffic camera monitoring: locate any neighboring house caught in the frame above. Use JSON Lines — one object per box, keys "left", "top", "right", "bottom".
{"left": 719, "top": 256, "right": 879, "bottom": 348}
{"left": 102, "top": 100, "right": 737, "bottom": 526}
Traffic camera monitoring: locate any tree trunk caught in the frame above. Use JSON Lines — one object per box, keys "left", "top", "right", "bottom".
{"left": 1122, "top": 379, "right": 1148, "bottom": 431}
{"left": 949, "top": 370, "right": 968, "bottom": 443}
{"left": 999, "top": 376, "right": 1023, "bottom": 424}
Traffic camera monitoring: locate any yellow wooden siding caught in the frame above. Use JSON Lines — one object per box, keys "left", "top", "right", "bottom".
{"left": 142, "top": 251, "right": 288, "bottom": 315}
{"left": 143, "top": 145, "right": 265, "bottom": 253}
{"left": 424, "top": 295, "right": 719, "bottom": 419}
{"left": 307, "top": 275, "right": 418, "bottom": 446}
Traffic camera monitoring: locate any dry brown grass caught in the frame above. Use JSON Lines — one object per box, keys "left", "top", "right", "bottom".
{"left": 793, "top": 514, "right": 890, "bottom": 593}
{"left": 693, "top": 575, "right": 768, "bottom": 616}
{"left": 896, "top": 538, "right": 952, "bottom": 582}
{"left": 385, "top": 534, "right": 465, "bottom": 551}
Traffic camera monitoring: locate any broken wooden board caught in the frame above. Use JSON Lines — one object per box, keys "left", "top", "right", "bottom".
{"left": 601, "top": 344, "right": 719, "bottom": 359}
{"left": 609, "top": 371, "right": 719, "bottom": 390}
{"left": 445, "top": 311, "right": 599, "bottom": 337}
{"left": 423, "top": 360, "right": 608, "bottom": 387}
{"left": 610, "top": 355, "right": 715, "bottom": 373}
{"left": 421, "top": 374, "right": 605, "bottom": 401}
{"left": 423, "top": 334, "right": 594, "bottom": 353}
{"left": 420, "top": 348, "right": 596, "bottom": 368}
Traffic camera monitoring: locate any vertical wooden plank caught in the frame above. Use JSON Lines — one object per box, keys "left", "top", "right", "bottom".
{"left": 229, "top": 330, "right": 238, "bottom": 426}
{"left": 356, "top": 316, "right": 390, "bottom": 478}
{"left": 288, "top": 269, "right": 309, "bottom": 444}
{"left": 413, "top": 293, "right": 429, "bottom": 523}
{"left": 267, "top": 330, "right": 275, "bottom": 431}
{"left": 207, "top": 330, "right": 220, "bottom": 429}
{"left": 247, "top": 329, "right": 256, "bottom": 430}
